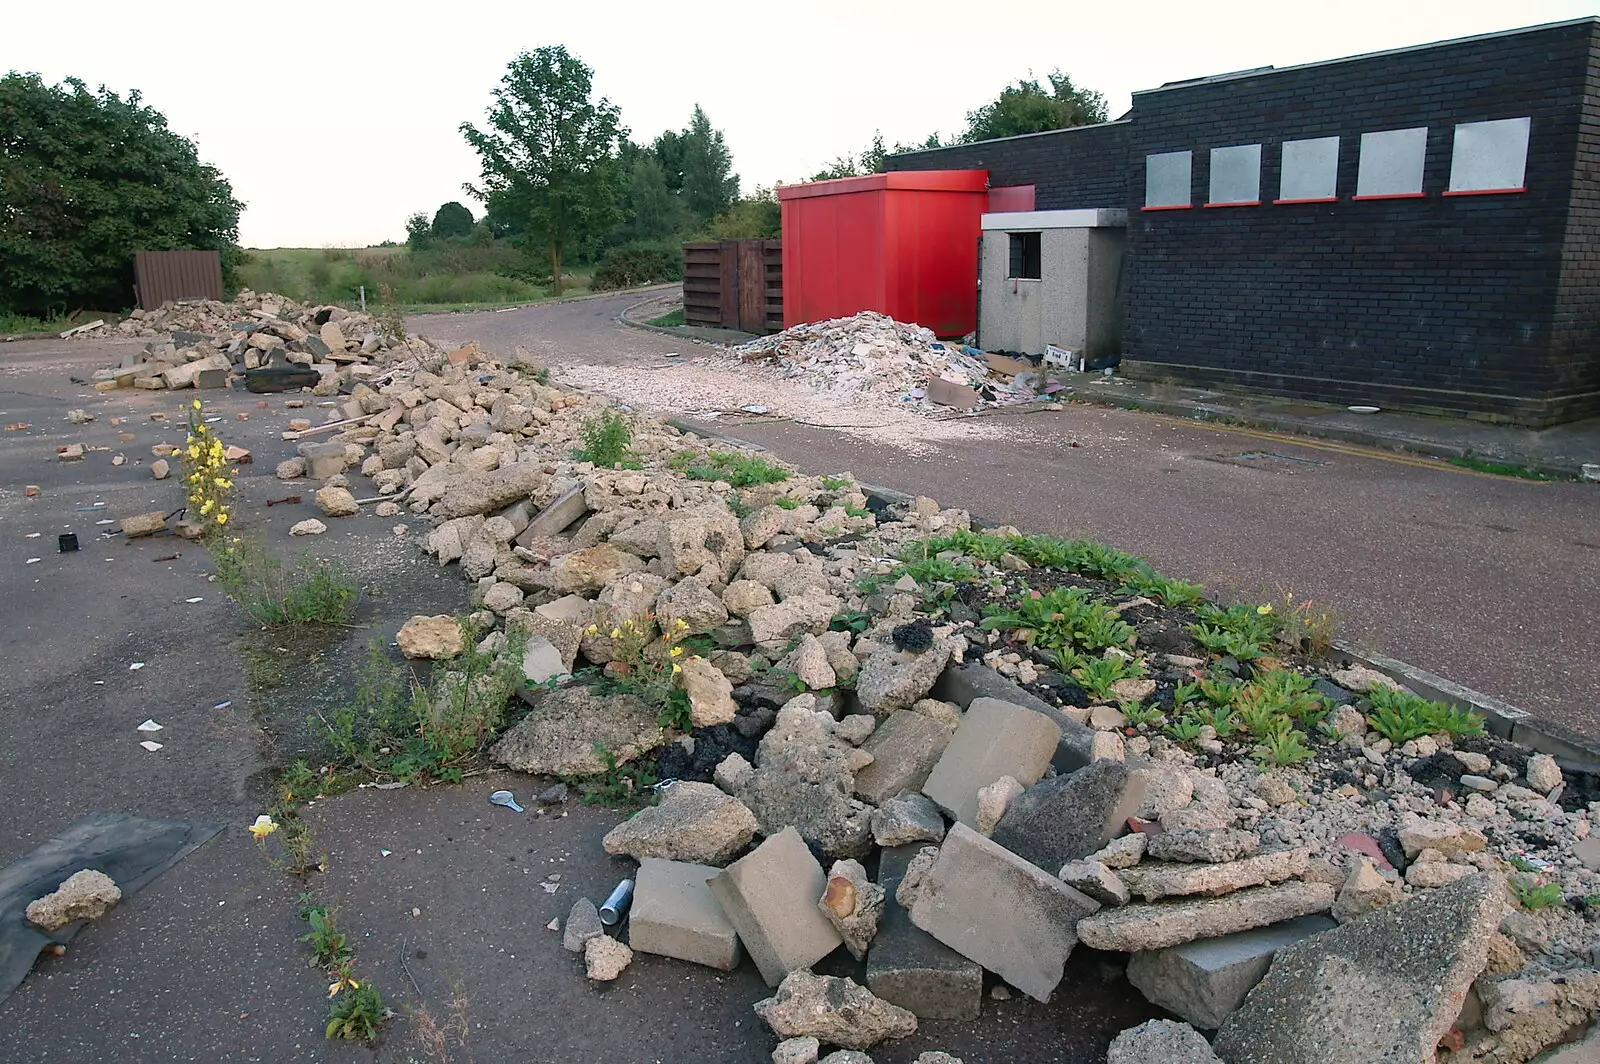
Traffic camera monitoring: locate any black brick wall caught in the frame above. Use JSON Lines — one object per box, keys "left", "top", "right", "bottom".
{"left": 887, "top": 122, "right": 1131, "bottom": 209}
{"left": 889, "top": 19, "right": 1600, "bottom": 424}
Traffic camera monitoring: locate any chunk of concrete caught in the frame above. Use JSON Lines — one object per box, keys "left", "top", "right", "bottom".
{"left": 930, "top": 662, "right": 1097, "bottom": 772}
{"left": 1077, "top": 882, "right": 1337, "bottom": 953}
{"left": 991, "top": 760, "right": 1147, "bottom": 873}
{"left": 1120, "top": 848, "right": 1310, "bottom": 901}
{"left": 120, "top": 511, "right": 167, "bottom": 538}
{"left": 1146, "top": 828, "right": 1260, "bottom": 864}
{"left": 517, "top": 482, "right": 587, "bottom": 543}
{"left": 854, "top": 710, "right": 954, "bottom": 805}
{"left": 865, "top": 844, "right": 982, "bottom": 1020}
{"left": 754, "top": 969, "right": 917, "bottom": 1050}
{"left": 707, "top": 827, "right": 843, "bottom": 986}
{"left": 602, "top": 781, "right": 758, "bottom": 866}
{"left": 298, "top": 440, "right": 348, "bottom": 479}
{"left": 909, "top": 823, "right": 1099, "bottom": 1002}
{"left": 1059, "top": 860, "right": 1131, "bottom": 906}
{"left": 628, "top": 858, "right": 742, "bottom": 971}
{"left": 1107, "top": 1020, "right": 1221, "bottom": 1063}
{"left": 920, "top": 698, "right": 1061, "bottom": 828}
{"left": 1212, "top": 872, "right": 1507, "bottom": 1063}
{"left": 562, "top": 897, "right": 603, "bottom": 952}
{"left": 1126, "top": 915, "right": 1336, "bottom": 1030}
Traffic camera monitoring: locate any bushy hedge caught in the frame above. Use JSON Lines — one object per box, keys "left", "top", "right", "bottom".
{"left": 591, "top": 243, "right": 680, "bottom": 291}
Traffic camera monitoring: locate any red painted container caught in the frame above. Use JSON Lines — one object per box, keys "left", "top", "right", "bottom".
{"left": 777, "top": 170, "right": 989, "bottom": 336}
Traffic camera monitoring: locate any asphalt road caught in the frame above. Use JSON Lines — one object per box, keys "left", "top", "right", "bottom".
{"left": 414, "top": 291, "right": 1600, "bottom": 737}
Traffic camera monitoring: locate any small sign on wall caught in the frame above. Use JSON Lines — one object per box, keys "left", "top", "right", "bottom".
{"left": 1447, "top": 117, "right": 1531, "bottom": 195}
{"left": 1355, "top": 127, "right": 1429, "bottom": 199}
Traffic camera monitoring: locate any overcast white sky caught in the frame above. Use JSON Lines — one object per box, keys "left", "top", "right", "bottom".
{"left": 4, "top": 1, "right": 1593, "bottom": 248}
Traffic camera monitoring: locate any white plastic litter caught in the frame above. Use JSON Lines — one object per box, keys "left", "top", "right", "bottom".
{"left": 139, "top": 740, "right": 163, "bottom": 752}
{"left": 137, "top": 719, "right": 163, "bottom": 732}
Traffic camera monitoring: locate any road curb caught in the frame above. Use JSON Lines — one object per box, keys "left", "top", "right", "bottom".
{"left": 673, "top": 416, "right": 1600, "bottom": 773}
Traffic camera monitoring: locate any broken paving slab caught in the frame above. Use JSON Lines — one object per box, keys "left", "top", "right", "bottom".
{"left": 1076, "top": 881, "right": 1337, "bottom": 953}
{"left": 909, "top": 823, "right": 1098, "bottom": 1003}
{"left": 707, "top": 826, "right": 843, "bottom": 986}
{"left": 866, "top": 844, "right": 982, "bottom": 1020}
{"left": 517, "top": 482, "right": 588, "bottom": 544}
{"left": 1119, "top": 848, "right": 1311, "bottom": 901}
{"left": 930, "top": 662, "right": 1097, "bottom": 772}
{"left": 854, "top": 710, "right": 954, "bottom": 805}
{"left": 601, "top": 781, "right": 757, "bottom": 866}
{"left": 627, "top": 858, "right": 742, "bottom": 971}
{"left": 1212, "top": 872, "right": 1506, "bottom": 1063}
{"left": 920, "top": 697, "right": 1060, "bottom": 829}
{"left": 990, "top": 759, "right": 1146, "bottom": 873}
{"left": 1125, "top": 914, "right": 1336, "bottom": 1030}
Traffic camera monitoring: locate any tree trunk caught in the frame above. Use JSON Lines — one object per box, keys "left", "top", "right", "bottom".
{"left": 549, "top": 238, "right": 563, "bottom": 297}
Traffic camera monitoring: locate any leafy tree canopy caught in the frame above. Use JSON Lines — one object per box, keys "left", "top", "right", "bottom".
{"left": 430, "top": 200, "right": 474, "bottom": 239}
{"left": 0, "top": 73, "right": 243, "bottom": 315}
{"left": 461, "top": 46, "right": 624, "bottom": 293}
{"left": 960, "top": 70, "right": 1108, "bottom": 143}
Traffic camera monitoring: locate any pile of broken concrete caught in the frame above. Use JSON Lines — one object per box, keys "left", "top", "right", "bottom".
{"left": 86, "top": 289, "right": 442, "bottom": 393}
{"left": 278, "top": 345, "right": 1598, "bottom": 1061}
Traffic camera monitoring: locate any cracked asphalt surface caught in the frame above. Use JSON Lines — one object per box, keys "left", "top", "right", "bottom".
{"left": 0, "top": 289, "right": 1592, "bottom": 1063}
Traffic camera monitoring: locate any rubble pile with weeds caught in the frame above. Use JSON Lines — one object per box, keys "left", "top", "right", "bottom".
{"left": 240, "top": 335, "right": 1599, "bottom": 1060}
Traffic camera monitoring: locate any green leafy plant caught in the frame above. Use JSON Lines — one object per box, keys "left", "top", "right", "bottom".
{"left": 299, "top": 906, "right": 353, "bottom": 969}
{"left": 980, "top": 586, "right": 1133, "bottom": 655}
{"left": 1507, "top": 855, "right": 1539, "bottom": 874}
{"left": 1119, "top": 568, "right": 1205, "bottom": 608}
{"left": 1189, "top": 623, "right": 1268, "bottom": 661}
{"left": 325, "top": 968, "right": 384, "bottom": 1042}
{"left": 829, "top": 610, "right": 871, "bottom": 634}
{"left": 572, "top": 745, "right": 659, "bottom": 807}
{"left": 1253, "top": 728, "right": 1314, "bottom": 766}
{"left": 1510, "top": 876, "right": 1563, "bottom": 911}
{"left": 680, "top": 449, "right": 789, "bottom": 487}
{"left": 281, "top": 759, "right": 322, "bottom": 802}
{"left": 820, "top": 475, "right": 852, "bottom": 491}
{"left": 1121, "top": 701, "right": 1163, "bottom": 727}
{"left": 212, "top": 539, "right": 358, "bottom": 627}
{"left": 912, "top": 529, "right": 1013, "bottom": 564}
{"left": 1171, "top": 681, "right": 1202, "bottom": 709}
{"left": 1070, "top": 655, "right": 1146, "bottom": 702}
{"left": 1271, "top": 588, "right": 1339, "bottom": 656}
{"left": 1189, "top": 602, "right": 1280, "bottom": 660}
{"left": 1198, "top": 675, "right": 1242, "bottom": 708}
{"left": 1192, "top": 703, "right": 1240, "bottom": 739}
{"left": 1233, "top": 670, "right": 1330, "bottom": 730}
{"left": 1165, "top": 716, "right": 1205, "bottom": 742}
{"left": 1364, "top": 688, "right": 1484, "bottom": 743}
{"left": 900, "top": 556, "right": 980, "bottom": 586}
{"left": 843, "top": 504, "right": 872, "bottom": 519}
{"left": 572, "top": 410, "right": 640, "bottom": 468}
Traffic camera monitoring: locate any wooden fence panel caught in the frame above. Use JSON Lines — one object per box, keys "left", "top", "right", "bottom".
{"left": 680, "top": 240, "right": 782, "bottom": 333}
{"left": 133, "top": 250, "right": 224, "bottom": 309}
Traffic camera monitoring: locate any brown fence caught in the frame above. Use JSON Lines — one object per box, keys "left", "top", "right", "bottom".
{"left": 682, "top": 240, "right": 782, "bottom": 333}
{"left": 133, "top": 250, "right": 225, "bottom": 309}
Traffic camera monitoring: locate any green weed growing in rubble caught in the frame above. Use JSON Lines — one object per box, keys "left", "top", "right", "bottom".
{"left": 1165, "top": 716, "right": 1205, "bottom": 743}
{"left": 1070, "top": 655, "right": 1146, "bottom": 702}
{"left": 325, "top": 966, "right": 384, "bottom": 1042}
{"left": 1364, "top": 687, "right": 1484, "bottom": 744}
{"left": 1510, "top": 876, "right": 1563, "bottom": 911}
{"left": 678, "top": 450, "right": 789, "bottom": 487}
{"left": 1252, "top": 727, "right": 1315, "bottom": 767}
{"left": 572, "top": 410, "right": 641, "bottom": 469}
{"left": 299, "top": 905, "right": 354, "bottom": 969}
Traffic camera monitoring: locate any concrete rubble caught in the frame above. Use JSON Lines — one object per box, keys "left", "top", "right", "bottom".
{"left": 25, "top": 869, "right": 122, "bottom": 930}
{"left": 753, "top": 969, "right": 917, "bottom": 1050}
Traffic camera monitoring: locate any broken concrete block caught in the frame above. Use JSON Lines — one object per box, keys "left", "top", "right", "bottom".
{"left": 1126, "top": 914, "right": 1336, "bottom": 1030}
{"left": 1120, "top": 848, "right": 1310, "bottom": 901}
{"left": 1059, "top": 859, "right": 1131, "bottom": 906}
{"left": 819, "top": 859, "right": 884, "bottom": 960}
{"left": 855, "top": 641, "right": 954, "bottom": 714}
{"left": 602, "top": 781, "right": 757, "bottom": 866}
{"left": 24, "top": 869, "right": 121, "bottom": 930}
{"left": 518, "top": 482, "right": 587, "bottom": 543}
{"left": 490, "top": 687, "right": 663, "bottom": 777}
{"left": 584, "top": 934, "right": 632, "bottom": 980}
{"left": 707, "top": 827, "right": 843, "bottom": 986}
{"left": 1397, "top": 818, "right": 1486, "bottom": 859}
{"left": 396, "top": 615, "right": 462, "bottom": 659}
{"left": 754, "top": 969, "right": 917, "bottom": 1050}
{"left": 562, "top": 897, "right": 603, "bottom": 952}
{"left": 773, "top": 1037, "right": 821, "bottom": 1064}
{"left": 1212, "top": 873, "right": 1506, "bottom": 1063}
{"left": 628, "top": 858, "right": 742, "bottom": 971}
{"left": 1077, "top": 882, "right": 1337, "bottom": 953}
{"left": 921, "top": 697, "right": 1061, "bottom": 828}
{"left": 991, "top": 759, "right": 1147, "bottom": 873}
{"left": 866, "top": 844, "right": 982, "bottom": 1020}
{"left": 1146, "top": 828, "right": 1260, "bottom": 864}
{"left": 909, "top": 823, "right": 1099, "bottom": 1002}
{"left": 298, "top": 440, "right": 348, "bottom": 479}
{"left": 870, "top": 793, "right": 946, "bottom": 848}
{"left": 679, "top": 655, "right": 738, "bottom": 727}
{"left": 1331, "top": 856, "right": 1401, "bottom": 923}
{"left": 120, "top": 511, "right": 167, "bottom": 538}
{"left": 974, "top": 775, "right": 1023, "bottom": 835}
{"left": 854, "top": 710, "right": 954, "bottom": 805}
{"left": 1107, "top": 1019, "right": 1221, "bottom": 1063}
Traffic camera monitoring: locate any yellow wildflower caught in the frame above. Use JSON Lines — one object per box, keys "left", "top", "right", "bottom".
{"left": 584, "top": 624, "right": 598, "bottom": 635}
{"left": 327, "top": 974, "right": 360, "bottom": 998}
{"left": 671, "top": 663, "right": 681, "bottom": 674}
{"left": 248, "top": 814, "right": 277, "bottom": 839}
{"left": 670, "top": 646, "right": 684, "bottom": 657}
{"left": 200, "top": 500, "right": 213, "bottom": 514}
{"left": 1256, "top": 604, "right": 1273, "bottom": 616}
{"left": 216, "top": 512, "right": 228, "bottom": 525}
{"left": 610, "top": 628, "right": 621, "bottom": 639}
{"left": 187, "top": 445, "right": 200, "bottom": 459}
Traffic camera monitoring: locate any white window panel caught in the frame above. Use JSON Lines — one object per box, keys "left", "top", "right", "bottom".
{"left": 1278, "top": 136, "right": 1340, "bottom": 202}
{"left": 1208, "top": 144, "right": 1262, "bottom": 205}
{"left": 1356, "top": 127, "right": 1428, "bottom": 198}
{"left": 1448, "top": 117, "right": 1531, "bottom": 194}
{"left": 1145, "top": 151, "right": 1192, "bottom": 209}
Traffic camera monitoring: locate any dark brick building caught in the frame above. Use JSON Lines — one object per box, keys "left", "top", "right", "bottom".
{"left": 888, "top": 18, "right": 1600, "bottom": 425}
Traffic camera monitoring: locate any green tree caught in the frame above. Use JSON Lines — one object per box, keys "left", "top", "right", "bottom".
{"left": 460, "top": 46, "right": 624, "bottom": 295}
{"left": 430, "top": 200, "right": 474, "bottom": 239}
{"left": 677, "top": 105, "right": 738, "bottom": 224}
{"left": 706, "top": 188, "right": 780, "bottom": 240}
{"left": 404, "top": 211, "right": 431, "bottom": 249}
{"left": 961, "top": 70, "right": 1108, "bottom": 143}
{"left": 617, "top": 148, "right": 687, "bottom": 243}
{"left": 0, "top": 73, "right": 243, "bottom": 316}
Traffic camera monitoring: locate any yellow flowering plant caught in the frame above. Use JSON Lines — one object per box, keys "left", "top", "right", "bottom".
{"left": 182, "top": 399, "right": 237, "bottom": 539}
{"left": 586, "top": 612, "right": 692, "bottom": 730}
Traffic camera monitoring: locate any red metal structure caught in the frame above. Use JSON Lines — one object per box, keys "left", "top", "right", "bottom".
{"left": 777, "top": 170, "right": 989, "bottom": 336}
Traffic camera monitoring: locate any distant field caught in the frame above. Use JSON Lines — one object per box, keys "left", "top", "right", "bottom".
{"left": 237, "top": 244, "right": 594, "bottom": 312}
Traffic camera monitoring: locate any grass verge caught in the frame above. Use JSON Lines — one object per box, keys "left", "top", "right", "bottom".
{"left": 646, "top": 308, "right": 685, "bottom": 327}
{"left": 1444, "top": 454, "right": 1565, "bottom": 481}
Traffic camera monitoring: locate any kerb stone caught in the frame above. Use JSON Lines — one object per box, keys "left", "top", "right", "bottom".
{"left": 990, "top": 760, "right": 1147, "bottom": 873}
{"left": 628, "top": 858, "right": 742, "bottom": 971}
{"left": 865, "top": 844, "right": 982, "bottom": 1020}
{"left": 707, "top": 826, "right": 842, "bottom": 986}
{"left": 854, "top": 711, "right": 954, "bottom": 805}
{"left": 909, "top": 823, "right": 1099, "bottom": 1002}
{"left": 1126, "top": 914, "right": 1336, "bottom": 1030}
{"left": 920, "top": 698, "right": 1060, "bottom": 828}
